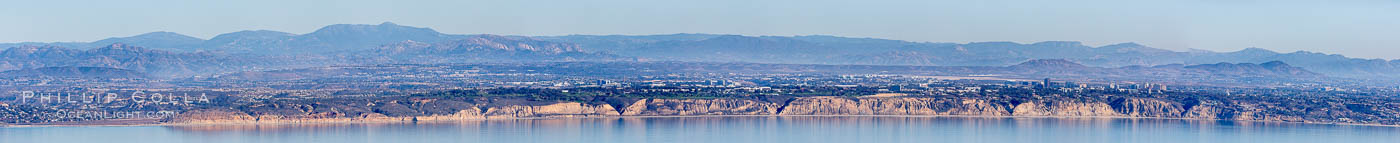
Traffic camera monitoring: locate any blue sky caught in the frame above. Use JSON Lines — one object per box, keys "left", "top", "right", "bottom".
{"left": 3, "top": 0, "right": 1398, "bottom": 59}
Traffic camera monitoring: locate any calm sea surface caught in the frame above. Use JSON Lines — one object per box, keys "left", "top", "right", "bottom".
{"left": 3, "top": 116, "right": 1399, "bottom": 143}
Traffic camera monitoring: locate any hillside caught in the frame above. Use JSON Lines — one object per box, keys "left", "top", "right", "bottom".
{"left": 1, "top": 22, "right": 1395, "bottom": 78}
{"left": 0, "top": 66, "right": 148, "bottom": 79}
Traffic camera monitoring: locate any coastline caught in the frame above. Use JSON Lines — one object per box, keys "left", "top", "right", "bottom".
{"left": 6, "top": 114, "right": 1398, "bottom": 128}
{"left": 9, "top": 96, "right": 1397, "bottom": 129}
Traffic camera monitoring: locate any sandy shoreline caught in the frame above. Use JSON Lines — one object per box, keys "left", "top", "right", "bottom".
{"left": 5, "top": 115, "right": 1397, "bottom": 128}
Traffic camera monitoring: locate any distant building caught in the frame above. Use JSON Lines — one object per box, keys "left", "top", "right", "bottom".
{"left": 1043, "top": 78, "right": 1051, "bottom": 87}
{"left": 1039, "top": 78, "right": 1052, "bottom": 89}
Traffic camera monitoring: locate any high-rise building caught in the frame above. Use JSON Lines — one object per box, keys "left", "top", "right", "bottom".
{"left": 1042, "top": 78, "right": 1052, "bottom": 89}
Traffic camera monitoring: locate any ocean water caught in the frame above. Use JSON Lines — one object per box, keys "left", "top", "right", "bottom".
{"left": 3, "top": 116, "right": 1399, "bottom": 143}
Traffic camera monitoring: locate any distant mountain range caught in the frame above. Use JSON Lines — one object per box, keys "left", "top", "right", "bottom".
{"left": 541, "top": 35, "right": 1397, "bottom": 78}
{"left": 1, "top": 22, "right": 1395, "bottom": 78}
{"left": 0, "top": 66, "right": 148, "bottom": 79}
{"left": 0, "top": 43, "right": 285, "bottom": 77}
{"left": 0, "top": 32, "right": 631, "bottom": 78}
{"left": 1002, "top": 59, "right": 1323, "bottom": 81}
{"left": 357, "top": 34, "right": 633, "bottom": 64}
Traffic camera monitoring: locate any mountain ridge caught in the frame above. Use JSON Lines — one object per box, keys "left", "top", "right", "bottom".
{"left": 0, "top": 66, "right": 149, "bottom": 79}
{"left": 1, "top": 22, "right": 1395, "bottom": 78}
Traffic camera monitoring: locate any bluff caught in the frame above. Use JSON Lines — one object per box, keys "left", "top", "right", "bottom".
{"left": 777, "top": 96, "right": 1011, "bottom": 116}
{"left": 165, "top": 96, "right": 1398, "bottom": 126}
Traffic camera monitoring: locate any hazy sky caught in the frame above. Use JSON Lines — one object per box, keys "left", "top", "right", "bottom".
{"left": 3, "top": 0, "right": 1397, "bottom": 59}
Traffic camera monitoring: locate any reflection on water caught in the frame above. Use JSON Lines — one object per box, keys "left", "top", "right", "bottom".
{"left": 5, "top": 116, "right": 1400, "bottom": 143}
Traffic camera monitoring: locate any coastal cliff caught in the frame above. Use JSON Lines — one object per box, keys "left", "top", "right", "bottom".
{"left": 1110, "top": 98, "right": 1185, "bottom": 118}
{"left": 621, "top": 99, "right": 780, "bottom": 115}
{"left": 166, "top": 96, "right": 1399, "bottom": 126}
{"left": 1011, "top": 101, "right": 1120, "bottom": 116}
{"left": 777, "top": 96, "right": 1011, "bottom": 116}
{"left": 484, "top": 102, "right": 620, "bottom": 118}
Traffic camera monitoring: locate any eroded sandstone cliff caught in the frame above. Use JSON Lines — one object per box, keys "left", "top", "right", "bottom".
{"left": 165, "top": 96, "right": 1399, "bottom": 126}
{"left": 620, "top": 99, "right": 779, "bottom": 115}
{"left": 484, "top": 102, "right": 619, "bottom": 118}
{"left": 777, "top": 96, "right": 1011, "bottom": 116}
